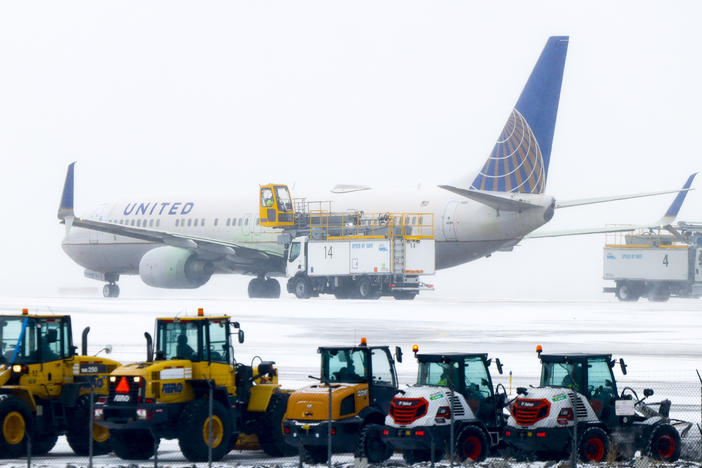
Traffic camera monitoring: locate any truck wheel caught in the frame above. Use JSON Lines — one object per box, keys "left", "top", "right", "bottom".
{"left": 112, "top": 429, "right": 158, "bottom": 460}
{"left": 31, "top": 432, "right": 58, "bottom": 455}
{"left": 455, "top": 425, "right": 488, "bottom": 462}
{"left": 578, "top": 426, "right": 609, "bottom": 462}
{"left": 648, "top": 285, "right": 670, "bottom": 302}
{"left": 356, "top": 277, "right": 374, "bottom": 299}
{"left": 178, "top": 399, "right": 232, "bottom": 462}
{"left": 301, "top": 444, "right": 328, "bottom": 464}
{"left": 615, "top": 283, "right": 639, "bottom": 302}
{"left": 257, "top": 392, "right": 296, "bottom": 456}
{"left": 0, "top": 394, "right": 31, "bottom": 458}
{"left": 66, "top": 394, "right": 112, "bottom": 455}
{"left": 294, "top": 276, "right": 311, "bottom": 299}
{"left": 355, "top": 424, "right": 392, "bottom": 463}
{"left": 392, "top": 291, "right": 417, "bottom": 300}
{"left": 647, "top": 424, "right": 680, "bottom": 462}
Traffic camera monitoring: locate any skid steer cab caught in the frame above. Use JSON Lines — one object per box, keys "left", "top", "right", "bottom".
{"left": 374, "top": 349, "right": 507, "bottom": 464}
{"left": 282, "top": 338, "right": 402, "bottom": 464}
{"left": 259, "top": 184, "right": 294, "bottom": 227}
{"left": 503, "top": 348, "right": 691, "bottom": 463}
{"left": 96, "top": 310, "right": 295, "bottom": 462}
{"left": 0, "top": 310, "right": 120, "bottom": 458}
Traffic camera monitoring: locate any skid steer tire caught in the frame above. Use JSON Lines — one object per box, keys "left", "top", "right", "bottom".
{"left": 178, "top": 399, "right": 232, "bottom": 462}
{"left": 112, "top": 429, "right": 158, "bottom": 460}
{"left": 0, "top": 394, "right": 31, "bottom": 458}
{"left": 578, "top": 426, "right": 609, "bottom": 462}
{"left": 31, "top": 432, "right": 58, "bottom": 455}
{"left": 257, "top": 392, "right": 296, "bottom": 456}
{"left": 355, "top": 424, "right": 392, "bottom": 463}
{"left": 66, "top": 394, "right": 112, "bottom": 456}
{"left": 455, "top": 425, "right": 489, "bottom": 462}
{"left": 647, "top": 423, "right": 681, "bottom": 462}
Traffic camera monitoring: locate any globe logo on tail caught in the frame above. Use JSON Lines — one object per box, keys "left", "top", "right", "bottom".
{"left": 471, "top": 108, "right": 546, "bottom": 194}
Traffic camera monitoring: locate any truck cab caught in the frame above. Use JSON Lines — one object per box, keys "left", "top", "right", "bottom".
{"left": 286, "top": 236, "right": 307, "bottom": 278}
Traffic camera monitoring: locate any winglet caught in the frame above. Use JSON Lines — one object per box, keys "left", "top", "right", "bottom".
{"left": 58, "top": 162, "right": 76, "bottom": 220}
{"left": 655, "top": 172, "right": 697, "bottom": 226}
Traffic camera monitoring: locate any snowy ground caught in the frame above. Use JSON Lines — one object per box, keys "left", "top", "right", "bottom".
{"left": 0, "top": 295, "right": 701, "bottom": 466}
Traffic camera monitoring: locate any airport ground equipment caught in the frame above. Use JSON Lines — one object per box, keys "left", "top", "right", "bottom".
{"left": 0, "top": 309, "right": 120, "bottom": 457}
{"left": 603, "top": 223, "right": 702, "bottom": 301}
{"left": 95, "top": 310, "right": 293, "bottom": 462}
{"left": 284, "top": 215, "right": 435, "bottom": 300}
{"left": 376, "top": 348, "right": 508, "bottom": 464}
{"left": 503, "top": 347, "right": 691, "bottom": 462}
{"left": 282, "top": 339, "right": 402, "bottom": 463}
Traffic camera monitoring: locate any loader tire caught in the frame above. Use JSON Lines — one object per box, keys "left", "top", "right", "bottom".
{"left": 647, "top": 423, "right": 680, "bottom": 462}
{"left": 178, "top": 399, "right": 232, "bottom": 462}
{"left": 112, "top": 429, "right": 158, "bottom": 460}
{"left": 455, "top": 425, "right": 488, "bottom": 462}
{"left": 31, "top": 432, "right": 58, "bottom": 455}
{"left": 0, "top": 394, "right": 31, "bottom": 458}
{"left": 578, "top": 426, "right": 609, "bottom": 462}
{"left": 301, "top": 444, "right": 328, "bottom": 464}
{"left": 354, "top": 424, "right": 392, "bottom": 463}
{"left": 257, "top": 391, "right": 296, "bottom": 456}
{"left": 66, "top": 394, "right": 112, "bottom": 455}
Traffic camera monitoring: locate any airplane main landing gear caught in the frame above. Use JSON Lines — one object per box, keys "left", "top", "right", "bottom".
{"left": 103, "top": 283, "right": 120, "bottom": 298}
{"left": 248, "top": 276, "right": 280, "bottom": 299}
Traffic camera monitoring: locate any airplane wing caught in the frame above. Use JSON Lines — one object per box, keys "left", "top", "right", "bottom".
{"left": 555, "top": 173, "right": 696, "bottom": 208}
{"left": 57, "top": 163, "right": 278, "bottom": 262}
{"left": 525, "top": 173, "right": 697, "bottom": 239}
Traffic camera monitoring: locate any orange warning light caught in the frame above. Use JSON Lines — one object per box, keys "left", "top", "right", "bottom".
{"left": 22, "top": 308, "right": 28, "bottom": 315}
{"left": 536, "top": 345, "right": 543, "bottom": 354}
{"left": 360, "top": 337, "right": 368, "bottom": 346}
{"left": 198, "top": 308, "right": 204, "bottom": 317}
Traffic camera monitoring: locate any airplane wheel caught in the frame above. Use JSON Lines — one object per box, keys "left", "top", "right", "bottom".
{"left": 248, "top": 278, "right": 265, "bottom": 298}
{"left": 265, "top": 279, "right": 281, "bottom": 299}
{"left": 103, "top": 284, "right": 119, "bottom": 298}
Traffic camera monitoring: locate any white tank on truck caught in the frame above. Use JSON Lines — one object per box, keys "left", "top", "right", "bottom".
{"left": 603, "top": 223, "right": 702, "bottom": 301}
{"left": 285, "top": 213, "right": 435, "bottom": 300}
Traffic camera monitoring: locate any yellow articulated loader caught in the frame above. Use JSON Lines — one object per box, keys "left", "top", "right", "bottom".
{"left": 0, "top": 310, "right": 120, "bottom": 457}
{"left": 95, "top": 309, "right": 294, "bottom": 462}
{"left": 282, "top": 338, "right": 402, "bottom": 463}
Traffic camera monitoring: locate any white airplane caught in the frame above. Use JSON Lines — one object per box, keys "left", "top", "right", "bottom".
{"left": 58, "top": 36, "right": 693, "bottom": 298}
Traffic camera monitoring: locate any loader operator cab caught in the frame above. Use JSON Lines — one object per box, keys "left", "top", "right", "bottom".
{"left": 259, "top": 184, "right": 295, "bottom": 227}
{"left": 0, "top": 314, "right": 73, "bottom": 366}
{"left": 155, "top": 315, "right": 243, "bottom": 364}
{"left": 539, "top": 353, "right": 620, "bottom": 426}
{"left": 319, "top": 341, "right": 400, "bottom": 413}
{"left": 416, "top": 353, "right": 505, "bottom": 426}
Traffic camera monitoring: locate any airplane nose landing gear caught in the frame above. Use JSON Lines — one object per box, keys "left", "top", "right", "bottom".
{"left": 103, "top": 283, "right": 120, "bottom": 298}
{"left": 248, "top": 276, "right": 280, "bottom": 299}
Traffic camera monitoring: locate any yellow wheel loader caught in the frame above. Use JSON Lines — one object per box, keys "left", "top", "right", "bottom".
{"left": 96, "top": 309, "right": 294, "bottom": 462}
{"left": 282, "top": 338, "right": 402, "bottom": 463}
{"left": 0, "top": 310, "right": 120, "bottom": 457}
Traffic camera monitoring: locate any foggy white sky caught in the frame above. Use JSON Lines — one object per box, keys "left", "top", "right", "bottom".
{"left": 0, "top": 1, "right": 700, "bottom": 299}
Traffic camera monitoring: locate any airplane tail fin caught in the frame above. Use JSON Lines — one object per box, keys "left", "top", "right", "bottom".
{"left": 58, "top": 162, "right": 76, "bottom": 220}
{"left": 655, "top": 172, "right": 697, "bottom": 226}
{"left": 471, "top": 36, "right": 569, "bottom": 194}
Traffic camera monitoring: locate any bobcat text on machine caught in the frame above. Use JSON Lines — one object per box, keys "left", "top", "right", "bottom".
{"left": 375, "top": 347, "right": 508, "bottom": 464}
{"left": 503, "top": 347, "right": 691, "bottom": 462}
{"left": 282, "top": 338, "right": 402, "bottom": 464}
{"left": 57, "top": 36, "right": 691, "bottom": 298}
{"left": 95, "top": 309, "right": 294, "bottom": 462}
{"left": 0, "top": 310, "right": 120, "bottom": 457}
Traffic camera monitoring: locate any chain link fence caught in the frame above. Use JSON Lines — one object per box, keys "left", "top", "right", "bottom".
{"left": 9, "top": 373, "right": 701, "bottom": 467}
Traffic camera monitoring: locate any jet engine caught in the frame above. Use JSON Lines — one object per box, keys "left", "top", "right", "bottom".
{"left": 139, "top": 246, "right": 214, "bottom": 288}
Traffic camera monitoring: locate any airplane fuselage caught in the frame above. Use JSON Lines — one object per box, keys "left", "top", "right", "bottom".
{"left": 62, "top": 186, "right": 555, "bottom": 277}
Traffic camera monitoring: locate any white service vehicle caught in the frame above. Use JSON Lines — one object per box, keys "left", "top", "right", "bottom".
{"left": 375, "top": 350, "right": 507, "bottom": 464}
{"left": 603, "top": 225, "right": 702, "bottom": 301}
{"left": 285, "top": 213, "right": 435, "bottom": 300}
{"left": 504, "top": 349, "right": 690, "bottom": 463}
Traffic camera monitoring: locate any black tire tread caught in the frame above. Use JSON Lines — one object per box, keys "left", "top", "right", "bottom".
{"left": 647, "top": 423, "right": 681, "bottom": 462}
{"left": 354, "top": 424, "right": 393, "bottom": 463}
{"left": 578, "top": 426, "right": 610, "bottom": 462}
{"left": 455, "top": 425, "right": 489, "bottom": 462}
{"left": 112, "top": 429, "right": 157, "bottom": 460}
{"left": 66, "top": 394, "right": 112, "bottom": 456}
{"left": 178, "top": 399, "right": 232, "bottom": 462}
{"left": 0, "top": 394, "right": 31, "bottom": 458}
{"left": 256, "top": 392, "right": 296, "bottom": 456}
